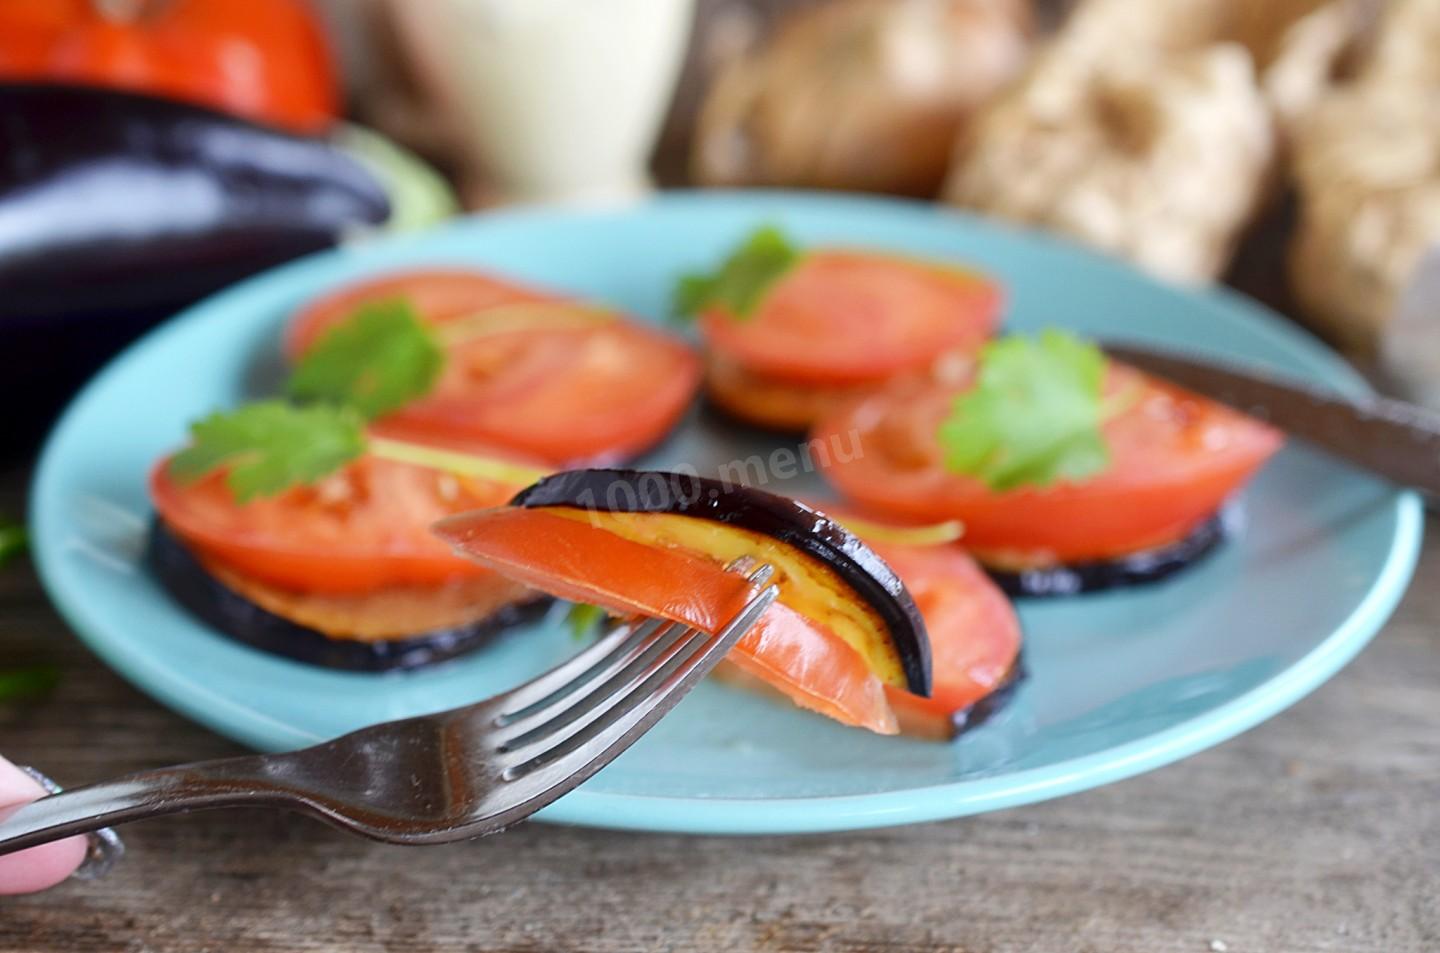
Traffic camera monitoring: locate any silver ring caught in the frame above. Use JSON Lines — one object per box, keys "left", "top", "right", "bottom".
{"left": 16, "top": 765, "right": 125, "bottom": 881}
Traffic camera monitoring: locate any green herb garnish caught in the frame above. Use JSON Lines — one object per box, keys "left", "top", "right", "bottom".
{"left": 168, "top": 401, "right": 549, "bottom": 502}
{"left": 564, "top": 603, "right": 607, "bottom": 641}
{"left": 169, "top": 401, "right": 368, "bottom": 503}
{"left": 0, "top": 665, "right": 60, "bottom": 701}
{"left": 288, "top": 300, "right": 444, "bottom": 419}
{"left": 673, "top": 225, "right": 800, "bottom": 320}
{"left": 937, "top": 329, "right": 1110, "bottom": 493}
{"left": 0, "top": 517, "right": 26, "bottom": 566}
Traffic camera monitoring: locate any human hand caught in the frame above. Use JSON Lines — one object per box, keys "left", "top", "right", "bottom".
{"left": 0, "top": 755, "right": 86, "bottom": 894}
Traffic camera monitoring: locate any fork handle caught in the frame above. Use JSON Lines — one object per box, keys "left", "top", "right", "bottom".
{"left": 0, "top": 756, "right": 276, "bottom": 856}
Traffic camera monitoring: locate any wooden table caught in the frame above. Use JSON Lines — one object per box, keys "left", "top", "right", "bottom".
{"left": 1, "top": 458, "right": 1437, "bottom": 953}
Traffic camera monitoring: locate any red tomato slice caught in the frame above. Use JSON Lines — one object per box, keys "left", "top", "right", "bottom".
{"left": 867, "top": 540, "right": 1022, "bottom": 739}
{"left": 434, "top": 506, "right": 900, "bottom": 734}
{"left": 288, "top": 270, "right": 703, "bottom": 467}
{"left": 701, "top": 252, "right": 1002, "bottom": 386}
{"left": 151, "top": 450, "right": 521, "bottom": 595}
{"left": 813, "top": 365, "right": 1284, "bottom": 564}
{"left": 285, "top": 270, "right": 560, "bottom": 357}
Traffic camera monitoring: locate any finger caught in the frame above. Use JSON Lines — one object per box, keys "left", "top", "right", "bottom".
{"left": 0, "top": 757, "right": 88, "bottom": 894}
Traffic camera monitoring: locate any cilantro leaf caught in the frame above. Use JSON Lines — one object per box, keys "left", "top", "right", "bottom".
{"left": 0, "top": 665, "right": 60, "bottom": 701}
{"left": 672, "top": 225, "right": 800, "bottom": 320}
{"left": 169, "top": 401, "right": 367, "bottom": 502}
{"left": 0, "top": 516, "right": 26, "bottom": 566}
{"left": 564, "top": 603, "right": 607, "bottom": 641}
{"left": 937, "top": 329, "right": 1110, "bottom": 492}
{"left": 288, "top": 299, "right": 444, "bottom": 419}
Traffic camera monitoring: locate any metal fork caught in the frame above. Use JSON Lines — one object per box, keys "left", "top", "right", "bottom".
{"left": 0, "top": 563, "right": 777, "bottom": 856}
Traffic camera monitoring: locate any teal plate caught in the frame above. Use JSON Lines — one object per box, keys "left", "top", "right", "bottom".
{"left": 30, "top": 192, "right": 1422, "bottom": 834}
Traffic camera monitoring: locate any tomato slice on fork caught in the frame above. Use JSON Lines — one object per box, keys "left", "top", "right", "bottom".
{"left": 434, "top": 504, "right": 906, "bottom": 735}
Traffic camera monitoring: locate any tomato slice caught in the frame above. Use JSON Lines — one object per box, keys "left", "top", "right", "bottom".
{"left": 867, "top": 540, "right": 1022, "bottom": 739}
{"left": 701, "top": 252, "right": 1002, "bottom": 386}
{"left": 285, "top": 270, "right": 559, "bottom": 356}
{"left": 434, "top": 506, "right": 900, "bottom": 734}
{"left": 813, "top": 365, "right": 1284, "bottom": 564}
{"left": 288, "top": 270, "right": 703, "bottom": 466}
{"left": 151, "top": 449, "right": 522, "bottom": 595}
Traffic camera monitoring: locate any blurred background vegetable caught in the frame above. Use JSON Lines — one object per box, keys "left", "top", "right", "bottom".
{"left": 0, "top": 0, "right": 339, "bottom": 132}
{"left": 335, "top": 124, "right": 460, "bottom": 232}
{"left": 0, "top": 84, "right": 390, "bottom": 450}
{"left": 1282, "top": 0, "right": 1440, "bottom": 358}
{"left": 0, "top": 84, "right": 388, "bottom": 327}
{"left": 693, "top": 0, "right": 1034, "bottom": 196}
{"left": 943, "top": 0, "right": 1278, "bottom": 284}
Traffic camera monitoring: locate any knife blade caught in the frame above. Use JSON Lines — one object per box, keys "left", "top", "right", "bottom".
{"left": 1105, "top": 342, "right": 1440, "bottom": 497}
{"left": 1380, "top": 244, "right": 1440, "bottom": 411}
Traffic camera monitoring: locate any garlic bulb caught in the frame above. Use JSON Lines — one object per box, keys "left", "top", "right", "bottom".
{"left": 1285, "top": 0, "right": 1440, "bottom": 354}
{"left": 1291, "top": 98, "right": 1440, "bottom": 354}
{"left": 945, "top": 33, "right": 1274, "bottom": 284}
{"left": 692, "top": 0, "right": 1034, "bottom": 197}
{"left": 1363, "top": 0, "right": 1440, "bottom": 88}
{"left": 1263, "top": 0, "right": 1382, "bottom": 133}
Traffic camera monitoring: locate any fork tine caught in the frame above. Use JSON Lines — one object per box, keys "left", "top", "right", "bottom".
{"left": 493, "top": 560, "right": 777, "bottom": 732}
{"left": 500, "top": 580, "right": 779, "bottom": 783}
{"left": 502, "top": 626, "right": 713, "bottom": 779}
{"left": 496, "top": 619, "right": 693, "bottom": 749}
{"left": 494, "top": 616, "right": 670, "bottom": 724}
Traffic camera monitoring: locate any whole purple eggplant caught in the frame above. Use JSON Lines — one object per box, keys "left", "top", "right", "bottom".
{"left": 0, "top": 83, "right": 390, "bottom": 449}
{"left": 0, "top": 82, "right": 388, "bottom": 323}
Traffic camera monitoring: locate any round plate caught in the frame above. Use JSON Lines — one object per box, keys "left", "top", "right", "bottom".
{"left": 31, "top": 192, "right": 1421, "bottom": 834}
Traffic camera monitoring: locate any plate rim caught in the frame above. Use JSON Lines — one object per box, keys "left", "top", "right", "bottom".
{"left": 29, "top": 190, "right": 1424, "bottom": 834}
